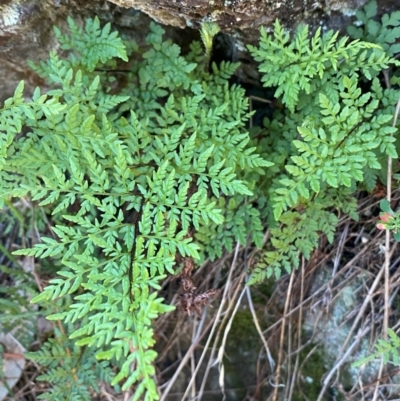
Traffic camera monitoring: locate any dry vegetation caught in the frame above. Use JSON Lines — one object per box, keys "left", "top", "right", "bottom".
{"left": 3, "top": 187, "right": 400, "bottom": 401}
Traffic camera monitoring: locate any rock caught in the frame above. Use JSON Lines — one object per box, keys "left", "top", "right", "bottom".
{"left": 0, "top": 0, "right": 188, "bottom": 103}
{"left": 107, "top": 0, "right": 368, "bottom": 31}
{"left": 100, "top": 0, "right": 400, "bottom": 87}
{"left": 1, "top": 0, "right": 399, "bottom": 104}
{"left": 0, "top": 1, "right": 104, "bottom": 101}
{"left": 0, "top": 333, "right": 26, "bottom": 401}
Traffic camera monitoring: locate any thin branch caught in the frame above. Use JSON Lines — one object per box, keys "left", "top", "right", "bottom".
{"left": 262, "top": 242, "right": 374, "bottom": 336}
{"left": 332, "top": 222, "right": 349, "bottom": 278}
{"left": 190, "top": 319, "right": 197, "bottom": 399}
{"left": 371, "top": 358, "right": 385, "bottom": 401}
{"left": 315, "top": 245, "right": 397, "bottom": 400}
{"left": 158, "top": 313, "right": 216, "bottom": 401}
{"left": 287, "top": 257, "right": 305, "bottom": 401}
{"left": 196, "top": 230, "right": 270, "bottom": 400}
{"left": 196, "top": 272, "right": 246, "bottom": 400}
{"left": 245, "top": 280, "right": 275, "bottom": 371}
{"left": 272, "top": 268, "right": 296, "bottom": 401}
{"left": 164, "top": 241, "right": 241, "bottom": 401}
{"left": 316, "top": 325, "right": 371, "bottom": 401}
{"left": 217, "top": 286, "right": 247, "bottom": 400}
{"left": 383, "top": 96, "right": 400, "bottom": 338}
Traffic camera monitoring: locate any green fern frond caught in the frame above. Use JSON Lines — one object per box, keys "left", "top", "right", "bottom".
{"left": 1, "top": 15, "right": 270, "bottom": 400}
{"left": 249, "top": 19, "right": 394, "bottom": 112}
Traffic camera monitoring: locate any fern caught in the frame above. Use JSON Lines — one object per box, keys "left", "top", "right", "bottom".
{"left": 273, "top": 75, "right": 397, "bottom": 219}
{"left": 27, "top": 327, "right": 115, "bottom": 400}
{"left": 248, "top": 19, "right": 393, "bottom": 112}
{"left": 353, "top": 328, "right": 400, "bottom": 367}
{"left": 247, "top": 17, "right": 399, "bottom": 283}
{"left": 2, "top": 9, "right": 400, "bottom": 399}
{"left": 348, "top": 0, "right": 400, "bottom": 57}
{"left": 49, "top": 16, "right": 127, "bottom": 72}
{"left": 0, "top": 258, "right": 38, "bottom": 347}
{"left": 0, "top": 18, "right": 270, "bottom": 401}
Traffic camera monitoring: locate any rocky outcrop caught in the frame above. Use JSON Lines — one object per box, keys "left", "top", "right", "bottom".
{"left": 0, "top": 0, "right": 398, "bottom": 103}
{"left": 107, "top": 0, "right": 368, "bottom": 31}
{"left": 0, "top": 0, "right": 172, "bottom": 102}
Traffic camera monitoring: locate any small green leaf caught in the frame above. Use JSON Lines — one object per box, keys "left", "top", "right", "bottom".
{"left": 380, "top": 199, "right": 392, "bottom": 213}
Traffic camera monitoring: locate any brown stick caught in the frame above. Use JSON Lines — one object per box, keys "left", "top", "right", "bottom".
{"left": 272, "top": 266, "right": 296, "bottom": 401}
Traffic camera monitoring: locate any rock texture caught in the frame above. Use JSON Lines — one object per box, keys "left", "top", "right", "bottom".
{"left": 0, "top": 0, "right": 188, "bottom": 103}
{"left": 83, "top": 0, "right": 397, "bottom": 87}
{"left": 0, "top": 0, "right": 399, "bottom": 104}
{"left": 0, "top": 1, "right": 104, "bottom": 101}
{"left": 107, "top": 0, "right": 367, "bottom": 31}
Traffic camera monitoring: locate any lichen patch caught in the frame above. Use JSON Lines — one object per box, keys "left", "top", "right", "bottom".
{"left": 0, "top": 4, "right": 20, "bottom": 27}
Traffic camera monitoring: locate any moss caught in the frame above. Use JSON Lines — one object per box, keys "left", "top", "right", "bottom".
{"left": 291, "top": 344, "right": 327, "bottom": 401}
{"left": 291, "top": 343, "right": 346, "bottom": 401}
{"left": 228, "top": 310, "right": 259, "bottom": 341}
{"left": 215, "top": 310, "right": 261, "bottom": 400}
{"left": 251, "top": 281, "right": 275, "bottom": 303}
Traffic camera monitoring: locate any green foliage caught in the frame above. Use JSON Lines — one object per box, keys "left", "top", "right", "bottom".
{"left": 0, "top": 202, "right": 40, "bottom": 349}
{"left": 2, "top": 6, "right": 400, "bottom": 399}
{"left": 0, "top": 257, "right": 38, "bottom": 347}
{"left": 376, "top": 199, "right": 400, "bottom": 241}
{"left": 200, "top": 21, "right": 221, "bottom": 70}
{"left": 0, "top": 17, "right": 269, "bottom": 401}
{"left": 27, "top": 327, "right": 115, "bottom": 400}
{"left": 52, "top": 16, "right": 128, "bottom": 72}
{"left": 248, "top": 19, "right": 392, "bottom": 113}
{"left": 249, "top": 206, "right": 338, "bottom": 283}
{"left": 353, "top": 328, "right": 400, "bottom": 367}
{"left": 271, "top": 75, "right": 397, "bottom": 220}
{"left": 247, "top": 12, "right": 400, "bottom": 283}
{"left": 347, "top": 0, "right": 400, "bottom": 57}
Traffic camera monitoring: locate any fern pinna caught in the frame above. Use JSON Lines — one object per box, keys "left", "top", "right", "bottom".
{"left": 0, "top": 17, "right": 270, "bottom": 400}
{"left": 247, "top": 18, "right": 399, "bottom": 283}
